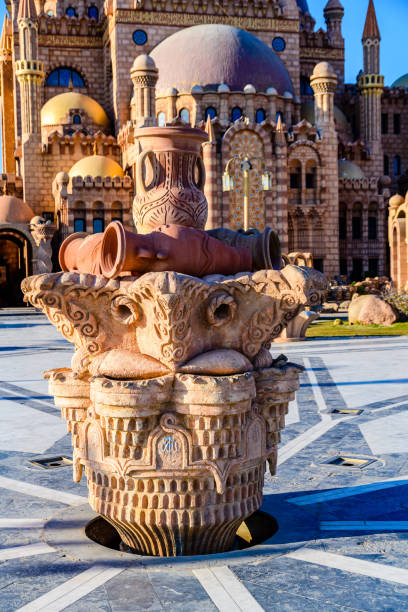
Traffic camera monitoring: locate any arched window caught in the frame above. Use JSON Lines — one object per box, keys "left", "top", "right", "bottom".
{"left": 157, "top": 111, "right": 166, "bottom": 127}
{"left": 205, "top": 107, "right": 216, "bottom": 120}
{"left": 394, "top": 155, "right": 401, "bottom": 176}
{"left": 74, "top": 218, "right": 85, "bottom": 232}
{"left": 93, "top": 218, "right": 104, "bottom": 233}
{"left": 46, "top": 68, "right": 85, "bottom": 87}
{"left": 180, "top": 108, "right": 190, "bottom": 124}
{"left": 111, "top": 202, "right": 123, "bottom": 222}
{"left": 256, "top": 109, "right": 266, "bottom": 123}
{"left": 300, "top": 76, "right": 313, "bottom": 95}
{"left": 88, "top": 5, "right": 99, "bottom": 19}
{"left": 66, "top": 6, "right": 77, "bottom": 17}
{"left": 73, "top": 114, "right": 81, "bottom": 124}
{"left": 384, "top": 154, "right": 389, "bottom": 175}
{"left": 368, "top": 203, "right": 377, "bottom": 240}
{"left": 231, "top": 107, "right": 242, "bottom": 122}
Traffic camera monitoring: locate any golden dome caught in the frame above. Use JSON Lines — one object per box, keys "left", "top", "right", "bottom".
{"left": 338, "top": 159, "right": 364, "bottom": 180}
{"left": 68, "top": 155, "right": 124, "bottom": 179}
{"left": 41, "top": 92, "right": 110, "bottom": 129}
{"left": 0, "top": 195, "right": 34, "bottom": 224}
{"left": 389, "top": 194, "right": 405, "bottom": 207}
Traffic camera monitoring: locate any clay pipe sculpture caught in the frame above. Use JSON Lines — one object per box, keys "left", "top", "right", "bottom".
{"left": 59, "top": 231, "right": 104, "bottom": 275}
{"left": 99, "top": 221, "right": 252, "bottom": 278}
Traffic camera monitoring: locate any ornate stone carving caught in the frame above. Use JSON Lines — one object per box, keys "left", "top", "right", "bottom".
{"left": 29, "top": 217, "right": 55, "bottom": 274}
{"left": 22, "top": 265, "right": 327, "bottom": 376}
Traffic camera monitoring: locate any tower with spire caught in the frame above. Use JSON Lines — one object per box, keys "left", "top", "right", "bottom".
{"left": 324, "top": 0, "right": 344, "bottom": 47}
{"left": 358, "top": 0, "right": 384, "bottom": 175}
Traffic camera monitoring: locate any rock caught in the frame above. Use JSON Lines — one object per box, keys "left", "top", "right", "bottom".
{"left": 339, "top": 300, "right": 350, "bottom": 310}
{"left": 322, "top": 301, "right": 339, "bottom": 313}
{"left": 348, "top": 295, "right": 397, "bottom": 326}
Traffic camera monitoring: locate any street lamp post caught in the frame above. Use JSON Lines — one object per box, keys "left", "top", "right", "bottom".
{"left": 222, "top": 154, "right": 272, "bottom": 231}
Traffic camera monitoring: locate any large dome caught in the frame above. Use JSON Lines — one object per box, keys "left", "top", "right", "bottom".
{"left": 0, "top": 196, "right": 34, "bottom": 224}
{"left": 391, "top": 74, "right": 408, "bottom": 88}
{"left": 301, "top": 101, "right": 351, "bottom": 133}
{"left": 150, "top": 24, "right": 294, "bottom": 96}
{"left": 69, "top": 155, "right": 124, "bottom": 179}
{"left": 41, "top": 92, "right": 110, "bottom": 129}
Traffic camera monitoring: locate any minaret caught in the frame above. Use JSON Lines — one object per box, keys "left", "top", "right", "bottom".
{"left": 16, "top": 0, "right": 44, "bottom": 208}
{"left": 310, "top": 61, "right": 339, "bottom": 276}
{"left": 358, "top": 0, "right": 384, "bottom": 175}
{"left": 16, "top": 0, "right": 44, "bottom": 138}
{"left": 324, "top": 0, "right": 344, "bottom": 46}
{"left": 130, "top": 54, "right": 158, "bottom": 128}
{"left": 0, "top": 15, "right": 15, "bottom": 172}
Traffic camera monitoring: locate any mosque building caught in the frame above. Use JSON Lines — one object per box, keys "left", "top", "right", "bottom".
{"left": 0, "top": 0, "right": 404, "bottom": 304}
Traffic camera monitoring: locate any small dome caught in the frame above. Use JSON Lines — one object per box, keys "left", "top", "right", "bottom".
{"left": 68, "top": 155, "right": 124, "bottom": 179}
{"left": 191, "top": 85, "right": 204, "bottom": 94}
{"left": 389, "top": 194, "right": 405, "bottom": 207}
{"left": 131, "top": 54, "right": 156, "bottom": 71}
{"left": 266, "top": 87, "right": 278, "bottom": 95}
{"left": 150, "top": 24, "right": 294, "bottom": 95}
{"left": 338, "top": 159, "right": 364, "bottom": 180}
{"left": 312, "top": 61, "right": 336, "bottom": 79}
{"left": 30, "top": 215, "right": 45, "bottom": 225}
{"left": 0, "top": 195, "right": 34, "bottom": 224}
{"left": 391, "top": 74, "right": 408, "bottom": 88}
{"left": 301, "top": 101, "right": 351, "bottom": 132}
{"left": 244, "top": 84, "right": 256, "bottom": 94}
{"left": 217, "top": 84, "right": 230, "bottom": 93}
{"left": 41, "top": 92, "right": 110, "bottom": 129}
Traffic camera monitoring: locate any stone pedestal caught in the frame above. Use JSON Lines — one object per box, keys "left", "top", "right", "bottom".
{"left": 22, "top": 265, "right": 326, "bottom": 556}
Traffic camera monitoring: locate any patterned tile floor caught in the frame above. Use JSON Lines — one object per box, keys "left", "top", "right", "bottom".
{"left": 1, "top": 310, "right": 408, "bottom": 611}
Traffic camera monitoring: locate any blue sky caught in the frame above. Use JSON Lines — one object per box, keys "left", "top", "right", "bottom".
{"left": 309, "top": 0, "right": 408, "bottom": 86}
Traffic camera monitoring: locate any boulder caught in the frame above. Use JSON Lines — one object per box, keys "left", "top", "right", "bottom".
{"left": 348, "top": 294, "right": 397, "bottom": 326}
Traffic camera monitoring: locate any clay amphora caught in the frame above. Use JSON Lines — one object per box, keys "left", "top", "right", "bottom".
{"left": 100, "top": 221, "right": 252, "bottom": 278}
{"left": 133, "top": 125, "right": 208, "bottom": 233}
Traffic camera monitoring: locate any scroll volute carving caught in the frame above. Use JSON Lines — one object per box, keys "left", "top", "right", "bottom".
{"left": 133, "top": 125, "right": 209, "bottom": 234}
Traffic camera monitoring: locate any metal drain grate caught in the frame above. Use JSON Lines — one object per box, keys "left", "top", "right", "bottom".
{"left": 28, "top": 456, "right": 73, "bottom": 469}
{"left": 322, "top": 455, "right": 377, "bottom": 469}
{"left": 331, "top": 408, "right": 363, "bottom": 415}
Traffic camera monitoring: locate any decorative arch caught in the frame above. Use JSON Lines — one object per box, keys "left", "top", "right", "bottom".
{"left": 0, "top": 227, "right": 34, "bottom": 307}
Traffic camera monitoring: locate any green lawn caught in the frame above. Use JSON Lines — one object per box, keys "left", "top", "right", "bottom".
{"left": 306, "top": 319, "right": 408, "bottom": 338}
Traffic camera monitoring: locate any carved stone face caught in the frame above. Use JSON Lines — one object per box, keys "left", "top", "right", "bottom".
{"left": 21, "top": 265, "right": 327, "bottom": 378}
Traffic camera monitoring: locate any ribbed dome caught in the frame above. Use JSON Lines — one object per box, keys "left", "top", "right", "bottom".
{"left": 0, "top": 195, "right": 34, "bottom": 224}
{"left": 392, "top": 74, "right": 408, "bottom": 88}
{"left": 150, "top": 24, "right": 294, "bottom": 95}
{"left": 69, "top": 155, "right": 124, "bottom": 179}
{"left": 338, "top": 160, "right": 364, "bottom": 180}
{"left": 41, "top": 92, "right": 110, "bottom": 128}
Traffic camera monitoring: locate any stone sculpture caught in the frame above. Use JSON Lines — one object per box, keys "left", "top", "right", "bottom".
{"left": 22, "top": 120, "right": 328, "bottom": 557}
{"left": 29, "top": 216, "right": 55, "bottom": 274}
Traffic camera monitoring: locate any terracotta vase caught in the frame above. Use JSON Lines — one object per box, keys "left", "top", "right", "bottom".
{"left": 133, "top": 125, "right": 208, "bottom": 233}
{"left": 100, "top": 221, "right": 252, "bottom": 278}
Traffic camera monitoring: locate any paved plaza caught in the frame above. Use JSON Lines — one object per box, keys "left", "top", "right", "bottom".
{"left": 1, "top": 309, "right": 408, "bottom": 611}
